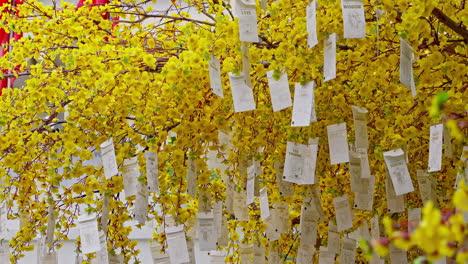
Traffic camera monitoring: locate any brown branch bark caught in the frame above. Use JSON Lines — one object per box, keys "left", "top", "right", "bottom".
{"left": 431, "top": 8, "right": 468, "bottom": 43}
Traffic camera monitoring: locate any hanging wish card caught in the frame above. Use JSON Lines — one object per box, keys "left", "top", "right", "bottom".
{"left": 400, "top": 38, "right": 416, "bottom": 97}
{"left": 291, "top": 81, "right": 316, "bottom": 127}
{"left": 150, "top": 243, "right": 170, "bottom": 264}
{"left": 390, "top": 244, "right": 408, "bottom": 264}
{"left": 166, "top": 225, "right": 190, "bottom": 264}
{"left": 267, "top": 71, "right": 292, "bottom": 112}
{"left": 306, "top": 1, "right": 318, "bottom": 48}
{"left": 352, "top": 105, "right": 369, "bottom": 149}
{"left": 357, "top": 148, "right": 371, "bottom": 178}
{"left": 122, "top": 157, "right": 139, "bottom": 198}
{"left": 318, "top": 247, "right": 335, "bottom": 264}
{"left": 454, "top": 146, "right": 468, "bottom": 189}
{"left": 296, "top": 243, "right": 314, "bottom": 264}
{"left": 100, "top": 138, "right": 118, "bottom": 179}
{"left": 259, "top": 187, "right": 270, "bottom": 221}
{"left": 253, "top": 245, "right": 266, "bottom": 264}
{"left": 133, "top": 180, "right": 149, "bottom": 225}
{"left": 197, "top": 212, "right": 217, "bottom": 251}
{"left": 0, "top": 241, "right": 9, "bottom": 264}
{"left": 299, "top": 204, "right": 318, "bottom": 246}
{"left": 235, "top": 0, "right": 259, "bottom": 42}
{"left": 274, "top": 162, "right": 294, "bottom": 196}
{"left": 408, "top": 208, "right": 421, "bottom": 234}
{"left": 340, "top": 237, "right": 357, "bottom": 264}
{"left": 354, "top": 175, "right": 376, "bottom": 211}
{"left": 233, "top": 191, "right": 249, "bottom": 221}
{"left": 384, "top": 148, "right": 414, "bottom": 195}
{"left": 271, "top": 203, "right": 289, "bottom": 234}
{"left": 229, "top": 72, "right": 256, "bottom": 113}
{"left": 240, "top": 243, "right": 254, "bottom": 264}
{"left": 428, "top": 124, "right": 443, "bottom": 172}
{"left": 246, "top": 163, "right": 257, "bottom": 205}
{"left": 327, "top": 222, "right": 340, "bottom": 255}
{"left": 324, "top": 33, "right": 337, "bottom": 82}
{"left": 333, "top": 195, "right": 353, "bottom": 232}
{"left": 385, "top": 174, "right": 405, "bottom": 213}
{"left": 327, "top": 123, "right": 350, "bottom": 165}
{"left": 417, "top": 170, "right": 437, "bottom": 204}
{"left": 341, "top": 0, "right": 366, "bottom": 38}
{"left": 78, "top": 213, "right": 100, "bottom": 254}
{"left": 45, "top": 203, "right": 56, "bottom": 247}
{"left": 283, "top": 141, "right": 317, "bottom": 185}
{"left": 209, "top": 55, "right": 223, "bottom": 98}
{"left": 144, "top": 151, "right": 159, "bottom": 194}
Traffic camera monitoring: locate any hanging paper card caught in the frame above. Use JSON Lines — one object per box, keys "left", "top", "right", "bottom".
{"left": 133, "top": 180, "right": 149, "bottom": 225}
{"left": 45, "top": 203, "right": 56, "bottom": 247}
{"left": 198, "top": 212, "right": 217, "bottom": 251}
{"left": 235, "top": 0, "right": 259, "bottom": 42}
{"left": 408, "top": 208, "right": 421, "bottom": 234}
{"left": 0, "top": 242, "right": 9, "bottom": 264}
{"left": 324, "top": 33, "right": 337, "bottom": 82}
{"left": 271, "top": 203, "right": 289, "bottom": 234}
{"left": 349, "top": 150, "right": 363, "bottom": 193}
{"left": 296, "top": 244, "right": 314, "bottom": 264}
{"left": 166, "top": 225, "right": 190, "bottom": 264}
{"left": 318, "top": 247, "right": 335, "bottom": 264}
{"left": 209, "top": 55, "right": 223, "bottom": 97}
{"left": 0, "top": 202, "right": 6, "bottom": 240}
{"left": 390, "top": 244, "right": 408, "bottom": 264}
{"left": 41, "top": 251, "right": 58, "bottom": 264}
{"left": 259, "top": 187, "right": 270, "bottom": 221}
{"left": 246, "top": 163, "right": 257, "bottom": 205}
{"left": 291, "top": 81, "right": 316, "bottom": 127}
{"left": 78, "top": 213, "right": 101, "bottom": 254}
{"left": 233, "top": 191, "right": 249, "bottom": 221}
{"left": 229, "top": 72, "right": 256, "bottom": 112}
{"left": 299, "top": 204, "right": 318, "bottom": 245}
{"left": 454, "top": 146, "right": 468, "bottom": 189}
{"left": 341, "top": 0, "right": 366, "bottom": 38}
{"left": 100, "top": 138, "right": 118, "bottom": 179}
{"left": 283, "top": 141, "right": 317, "bottom": 185}
{"left": 265, "top": 217, "right": 281, "bottom": 242}
{"left": 274, "top": 162, "right": 294, "bottom": 196}
{"left": 340, "top": 237, "right": 356, "bottom": 264}
{"left": 100, "top": 194, "right": 110, "bottom": 233}
{"left": 327, "top": 222, "right": 340, "bottom": 255}
{"left": 199, "top": 185, "right": 212, "bottom": 213}
{"left": 267, "top": 71, "right": 292, "bottom": 112}
{"left": 306, "top": 1, "right": 318, "bottom": 48}
{"left": 354, "top": 175, "right": 375, "bottom": 211}
{"left": 144, "top": 151, "right": 159, "bottom": 194}
{"left": 240, "top": 243, "right": 254, "bottom": 264}
{"left": 209, "top": 251, "right": 226, "bottom": 264}
{"left": 150, "top": 243, "right": 170, "bottom": 264}
{"left": 333, "top": 195, "right": 353, "bottom": 232}
{"left": 417, "top": 170, "right": 436, "bottom": 204}
{"left": 186, "top": 158, "right": 197, "bottom": 198}
{"left": 384, "top": 148, "right": 414, "bottom": 195}
{"left": 109, "top": 252, "right": 124, "bottom": 264}
{"left": 385, "top": 174, "right": 405, "bottom": 213}
{"left": 357, "top": 148, "right": 371, "bottom": 178}
{"left": 400, "top": 38, "right": 416, "bottom": 97}
{"left": 428, "top": 124, "right": 443, "bottom": 172}
{"left": 122, "top": 157, "right": 139, "bottom": 198}
{"left": 370, "top": 215, "right": 380, "bottom": 240}
{"left": 253, "top": 245, "right": 266, "bottom": 264}
{"left": 91, "top": 231, "right": 109, "bottom": 264}
{"left": 268, "top": 242, "right": 281, "bottom": 264}
{"left": 327, "top": 123, "right": 350, "bottom": 165}
{"left": 352, "top": 106, "right": 369, "bottom": 149}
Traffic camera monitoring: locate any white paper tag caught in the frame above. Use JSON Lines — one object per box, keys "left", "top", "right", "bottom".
{"left": 370, "top": 215, "right": 380, "bottom": 240}
{"left": 354, "top": 175, "right": 375, "bottom": 211}
{"left": 0, "top": 202, "right": 6, "bottom": 240}
{"left": 209, "top": 55, "right": 223, "bottom": 97}
{"left": 384, "top": 148, "right": 414, "bottom": 195}
{"left": 259, "top": 187, "right": 270, "bottom": 221}
{"left": 333, "top": 195, "right": 353, "bottom": 232}
{"left": 417, "top": 170, "right": 436, "bottom": 204}
{"left": 0, "top": 242, "right": 9, "bottom": 264}
{"left": 390, "top": 244, "right": 408, "bottom": 264}
{"left": 349, "top": 150, "right": 363, "bottom": 193}
{"left": 428, "top": 124, "right": 444, "bottom": 172}
{"left": 267, "top": 71, "right": 292, "bottom": 112}
{"left": 341, "top": 0, "right": 366, "bottom": 38}
{"left": 166, "top": 225, "right": 190, "bottom": 264}
{"left": 122, "top": 157, "right": 139, "bottom": 198}
{"left": 352, "top": 106, "right": 369, "bottom": 149}
{"left": 229, "top": 72, "right": 256, "bottom": 112}
{"left": 78, "top": 213, "right": 101, "bottom": 254}
{"left": 324, "top": 33, "right": 337, "bottom": 82}
{"left": 385, "top": 174, "right": 405, "bottom": 213}
{"left": 101, "top": 138, "right": 119, "bottom": 179}
{"left": 41, "top": 251, "right": 58, "bottom": 264}
{"left": 327, "top": 222, "right": 339, "bottom": 254}
{"left": 150, "top": 243, "right": 170, "bottom": 264}
{"left": 91, "top": 231, "right": 109, "bottom": 264}
{"left": 45, "top": 203, "right": 56, "bottom": 247}
{"left": 100, "top": 194, "right": 110, "bottom": 233}
{"left": 357, "top": 148, "right": 371, "bottom": 178}
{"left": 235, "top": 0, "right": 259, "bottom": 42}
{"left": 283, "top": 141, "right": 317, "bottom": 185}
{"left": 318, "top": 247, "right": 335, "bottom": 264}
{"left": 274, "top": 162, "right": 294, "bottom": 196}
{"left": 271, "top": 203, "right": 289, "bottom": 234}
{"left": 306, "top": 1, "right": 318, "bottom": 48}
{"left": 408, "top": 208, "right": 421, "bottom": 234}
{"left": 144, "top": 151, "right": 159, "bottom": 194}
{"left": 291, "top": 81, "right": 316, "bottom": 127}
{"left": 133, "top": 180, "right": 149, "bottom": 224}
{"left": 209, "top": 251, "right": 226, "bottom": 264}
{"left": 400, "top": 38, "right": 416, "bottom": 97}
{"left": 340, "top": 237, "right": 356, "bottom": 264}
{"left": 454, "top": 146, "right": 468, "bottom": 189}
{"left": 268, "top": 242, "right": 281, "bottom": 264}
{"left": 240, "top": 243, "right": 254, "bottom": 264}
{"left": 327, "top": 123, "right": 350, "bottom": 165}
{"left": 299, "top": 205, "right": 318, "bottom": 246}
{"left": 233, "top": 191, "right": 249, "bottom": 221}
{"left": 241, "top": 42, "right": 252, "bottom": 87}
{"left": 246, "top": 164, "right": 257, "bottom": 205}
{"left": 296, "top": 243, "right": 314, "bottom": 264}
{"left": 253, "top": 245, "right": 266, "bottom": 263}
{"left": 198, "top": 212, "right": 217, "bottom": 251}
{"left": 443, "top": 124, "right": 453, "bottom": 158}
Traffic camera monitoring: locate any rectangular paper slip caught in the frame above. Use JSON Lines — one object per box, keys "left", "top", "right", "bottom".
{"left": 306, "top": 1, "right": 318, "bottom": 48}
{"left": 100, "top": 138, "right": 118, "bottom": 179}
{"left": 267, "top": 71, "right": 292, "bottom": 112}
{"left": 229, "top": 72, "right": 256, "bottom": 112}
{"left": 384, "top": 148, "right": 414, "bottom": 195}
{"left": 122, "top": 157, "right": 139, "bottom": 198}
{"left": 333, "top": 195, "right": 353, "bottom": 232}
{"left": 342, "top": 0, "right": 366, "bottom": 38}
{"left": 166, "top": 225, "right": 190, "bottom": 264}
{"left": 291, "top": 81, "right": 315, "bottom": 127}
{"left": 352, "top": 105, "right": 369, "bottom": 149}
{"left": 259, "top": 187, "right": 270, "bottom": 221}
{"left": 327, "top": 123, "right": 350, "bottom": 164}
{"left": 236, "top": 0, "right": 259, "bottom": 42}
{"left": 78, "top": 214, "right": 101, "bottom": 254}
{"left": 324, "top": 34, "right": 337, "bottom": 82}
{"left": 144, "top": 151, "right": 159, "bottom": 193}
{"left": 209, "top": 55, "right": 223, "bottom": 97}
{"left": 428, "top": 124, "right": 443, "bottom": 172}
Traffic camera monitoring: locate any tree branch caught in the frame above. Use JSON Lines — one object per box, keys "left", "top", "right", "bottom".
{"left": 431, "top": 8, "right": 468, "bottom": 43}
